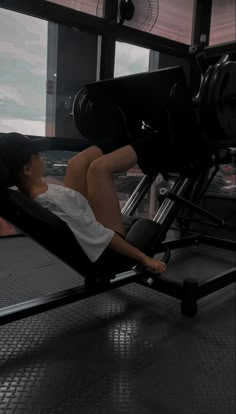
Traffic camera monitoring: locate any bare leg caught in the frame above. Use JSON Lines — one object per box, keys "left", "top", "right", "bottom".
{"left": 64, "top": 145, "right": 103, "bottom": 198}
{"left": 87, "top": 145, "right": 138, "bottom": 235}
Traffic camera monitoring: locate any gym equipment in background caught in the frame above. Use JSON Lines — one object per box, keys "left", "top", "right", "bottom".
{"left": 198, "top": 55, "right": 236, "bottom": 142}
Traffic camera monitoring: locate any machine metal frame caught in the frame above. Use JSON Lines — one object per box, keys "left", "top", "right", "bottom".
{"left": 0, "top": 168, "right": 235, "bottom": 326}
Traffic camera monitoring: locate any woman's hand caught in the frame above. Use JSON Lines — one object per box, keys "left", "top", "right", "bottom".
{"left": 141, "top": 256, "right": 167, "bottom": 274}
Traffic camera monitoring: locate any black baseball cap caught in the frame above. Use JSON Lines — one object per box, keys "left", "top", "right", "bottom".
{"left": 0, "top": 132, "right": 51, "bottom": 176}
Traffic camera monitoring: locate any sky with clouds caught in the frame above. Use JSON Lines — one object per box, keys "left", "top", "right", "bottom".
{"left": 0, "top": 9, "right": 48, "bottom": 135}
{"left": 0, "top": 8, "right": 150, "bottom": 137}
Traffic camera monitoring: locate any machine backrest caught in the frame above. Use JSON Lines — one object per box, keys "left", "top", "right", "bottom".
{"left": 0, "top": 154, "right": 100, "bottom": 276}
{"left": 0, "top": 185, "right": 97, "bottom": 276}
{"left": 0, "top": 156, "right": 158, "bottom": 278}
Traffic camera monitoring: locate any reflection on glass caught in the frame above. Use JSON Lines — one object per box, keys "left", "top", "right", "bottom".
{"left": 210, "top": 0, "right": 236, "bottom": 45}
{"left": 207, "top": 164, "right": 236, "bottom": 198}
{"left": 45, "top": 0, "right": 102, "bottom": 17}
{"left": 0, "top": 9, "right": 47, "bottom": 136}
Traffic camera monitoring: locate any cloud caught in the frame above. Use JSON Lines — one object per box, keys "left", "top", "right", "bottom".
{"left": 0, "top": 8, "right": 47, "bottom": 45}
{"left": 114, "top": 42, "right": 150, "bottom": 77}
{"left": 0, "top": 85, "right": 25, "bottom": 106}
{"left": 0, "top": 10, "right": 152, "bottom": 136}
{"left": 0, "top": 9, "right": 47, "bottom": 133}
{"left": 0, "top": 41, "right": 47, "bottom": 68}
{"left": 0, "top": 118, "right": 46, "bottom": 136}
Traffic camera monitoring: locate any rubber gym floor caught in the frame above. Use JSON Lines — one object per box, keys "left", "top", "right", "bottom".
{"left": 0, "top": 233, "right": 235, "bottom": 414}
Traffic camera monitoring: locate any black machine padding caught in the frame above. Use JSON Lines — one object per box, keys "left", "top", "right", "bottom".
{"left": 0, "top": 189, "right": 95, "bottom": 277}
{"left": 122, "top": 214, "right": 139, "bottom": 233}
{"left": 125, "top": 218, "right": 162, "bottom": 255}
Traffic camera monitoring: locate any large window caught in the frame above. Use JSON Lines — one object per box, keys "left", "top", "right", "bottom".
{"left": 45, "top": 0, "right": 102, "bottom": 17}
{"left": 0, "top": 8, "right": 99, "bottom": 138}
{"left": 123, "top": 0, "right": 195, "bottom": 45}
{"left": 210, "top": 0, "right": 236, "bottom": 45}
{"left": 0, "top": 9, "right": 47, "bottom": 136}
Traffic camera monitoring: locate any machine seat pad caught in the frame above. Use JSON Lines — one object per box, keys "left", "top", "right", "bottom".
{"left": 122, "top": 214, "right": 138, "bottom": 233}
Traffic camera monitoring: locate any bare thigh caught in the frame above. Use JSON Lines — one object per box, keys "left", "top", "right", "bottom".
{"left": 87, "top": 145, "right": 138, "bottom": 234}
{"left": 64, "top": 146, "right": 103, "bottom": 197}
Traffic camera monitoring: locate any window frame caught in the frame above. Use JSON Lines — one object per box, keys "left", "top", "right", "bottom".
{"left": 1, "top": 0, "right": 236, "bottom": 59}
{"left": 0, "top": 0, "right": 190, "bottom": 56}
{"left": 1, "top": 0, "right": 236, "bottom": 142}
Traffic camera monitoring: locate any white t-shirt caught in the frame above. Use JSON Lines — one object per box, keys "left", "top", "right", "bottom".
{"left": 34, "top": 184, "right": 114, "bottom": 262}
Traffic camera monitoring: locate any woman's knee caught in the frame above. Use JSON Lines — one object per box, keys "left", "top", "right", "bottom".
{"left": 67, "top": 146, "right": 103, "bottom": 170}
{"left": 88, "top": 156, "right": 112, "bottom": 178}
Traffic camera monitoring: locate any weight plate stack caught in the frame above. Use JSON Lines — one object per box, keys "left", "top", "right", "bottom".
{"left": 72, "top": 86, "right": 96, "bottom": 141}
{"left": 215, "top": 61, "right": 236, "bottom": 141}
{"left": 202, "top": 60, "right": 236, "bottom": 142}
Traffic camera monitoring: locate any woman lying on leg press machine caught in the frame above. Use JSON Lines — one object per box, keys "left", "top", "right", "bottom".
{"left": 0, "top": 131, "right": 167, "bottom": 277}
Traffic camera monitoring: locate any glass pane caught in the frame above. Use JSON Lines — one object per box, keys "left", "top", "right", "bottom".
{"left": 207, "top": 164, "right": 236, "bottom": 198}
{"left": 45, "top": 0, "right": 102, "bottom": 17}
{"left": 123, "top": 0, "right": 195, "bottom": 44}
{"left": 114, "top": 41, "right": 150, "bottom": 78}
{"left": 210, "top": 0, "right": 236, "bottom": 45}
{"left": 0, "top": 9, "right": 47, "bottom": 136}
{"left": 52, "top": 24, "right": 99, "bottom": 138}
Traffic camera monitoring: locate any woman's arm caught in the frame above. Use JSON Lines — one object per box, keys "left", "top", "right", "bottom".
{"left": 109, "top": 233, "right": 167, "bottom": 273}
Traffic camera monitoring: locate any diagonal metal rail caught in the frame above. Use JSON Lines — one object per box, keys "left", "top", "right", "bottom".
{"left": 0, "top": 270, "right": 142, "bottom": 326}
